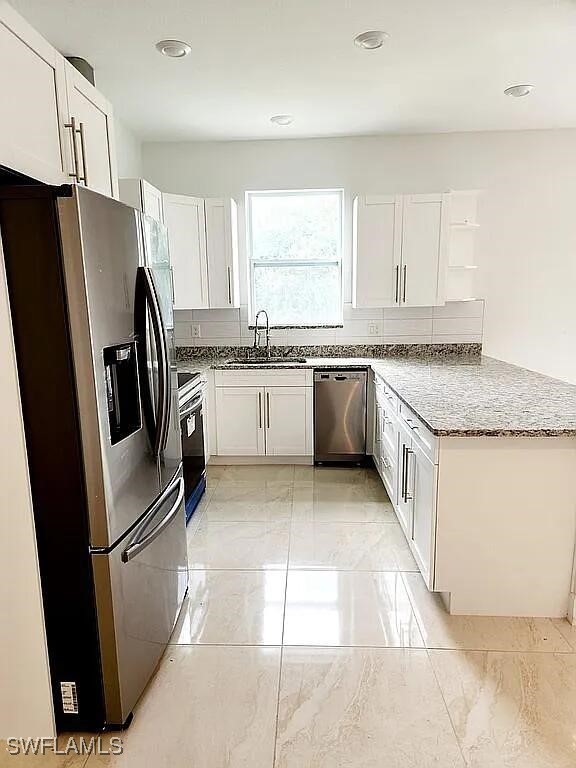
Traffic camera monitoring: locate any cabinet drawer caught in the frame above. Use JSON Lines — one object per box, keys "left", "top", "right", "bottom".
{"left": 374, "top": 374, "right": 398, "bottom": 412}
{"left": 398, "top": 402, "right": 437, "bottom": 463}
{"left": 215, "top": 369, "right": 312, "bottom": 388}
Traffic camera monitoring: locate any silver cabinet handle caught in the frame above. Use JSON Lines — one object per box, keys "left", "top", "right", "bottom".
{"left": 64, "top": 117, "right": 83, "bottom": 182}
{"left": 227, "top": 266, "right": 232, "bottom": 305}
{"left": 394, "top": 265, "right": 400, "bottom": 303}
{"left": 78, "top": 122, "right": 88, "bottom": 186}
{"left": 405, "top": 417, "right": 419, "bottom": 431}
{"left": 258, "top": 391, "right": 262, "bottom": 428}
{"left": 405, "top": 448, "right": 414, "bottom": 501}
{"left": 401, "top": 443, "right": 407, "bottom": 501}
{"left": 402, "top": 264, "right": 407, "bottom": 303}
{"left": 266, "top": 391, "right": 271, "bottom": 428}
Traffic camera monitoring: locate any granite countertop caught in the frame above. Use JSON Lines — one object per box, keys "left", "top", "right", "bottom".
{"left": 177, "top": 354, "right": 576, "bottom": 437}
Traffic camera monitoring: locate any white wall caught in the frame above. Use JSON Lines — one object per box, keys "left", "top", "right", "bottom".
{"left": 115, "top": 117, "right": 143, "bottom": 178}
{"left": 143, "top": 130, "right": 576, "bottom": 382}
{"left": 0, "top": 250, "right": 54, "bottom": 738}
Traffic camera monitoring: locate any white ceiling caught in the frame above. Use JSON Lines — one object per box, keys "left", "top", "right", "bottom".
{"left": 10, "top": 0, "right": 576, "bottom": 141}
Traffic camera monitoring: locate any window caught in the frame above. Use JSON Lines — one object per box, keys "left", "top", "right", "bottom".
{"left": 247, "top": 189, "right": 343, "bottom": 326}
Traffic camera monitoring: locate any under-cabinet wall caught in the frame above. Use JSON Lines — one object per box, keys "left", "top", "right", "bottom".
{"left": 174, "top": 299, "right": 484, "bottom": 347}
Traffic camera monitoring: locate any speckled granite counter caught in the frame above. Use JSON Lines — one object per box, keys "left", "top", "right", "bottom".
{"left": 177, "top": 353, "right": 576, "bottom": 437}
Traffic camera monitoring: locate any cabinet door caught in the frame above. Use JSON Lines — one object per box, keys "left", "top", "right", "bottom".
{"left": 163, "top": 194, "right": 209, "bottom": 309}
{"left": 400, "top": 194, "right": 447, "bottom": 307}
{"left": 141, "top": 180, "right": 164, "bottom": 224}
{"left": 381, "top": 409, "right": 399, "bottom": 504}
{"left": 396, "top": 418, "right": 414, "bottom": 535}
{"left": 205, "top": 198, "right": 239, "bottom": 308}
{"left": 215, "top": 387, "right": 265, "bottom": 456}
{"left": 0, "top": 5, "right": 68, "bottom": 184}
{"left": 411, "top": 439, "right": 437, "bottom": 588}
{"left": 353, "top": 195, "right": 402, "bottom": 307}
{"left": 65, "top": 62, "right": 118, "bottom": 197}
{"left": 265, "top": 386, "right": 312, "bottom": 456}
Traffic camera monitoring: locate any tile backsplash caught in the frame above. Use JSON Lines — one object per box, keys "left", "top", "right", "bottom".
{"left": 174, "top": 300, "right": 484, "bottom": 348}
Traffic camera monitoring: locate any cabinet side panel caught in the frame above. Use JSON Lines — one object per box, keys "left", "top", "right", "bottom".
{"left": 435, "top": 436, "right": 576, "bottom": 617}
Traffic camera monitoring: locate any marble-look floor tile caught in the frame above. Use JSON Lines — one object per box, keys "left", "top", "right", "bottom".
{"left": 275, "top": 647, "right": 464, "bottom": 768}
{"left": 403, "top": 572, "right": 572, "bottom": 652}
{"left": 171, "top": 570, "right": 286, "bottom": 645}
{"left": 188, "top": 520, "right": 290, "bottom": 570}
{"left": 85, "top": 646, "right": 281, "bottom": 768}
{"left": 293, "top": 466, "right": 382, "bottom": 488}
{"left": 283, "top": 570, "right": 424, "bottom": 647}
{"left": 551, "top": 617, "right": 576, "bottom": 650}
{"left": 205, "top": 482, "right": 293, "bottom": 522}
{"left": 205, "top": 464, "right": 227, "bottom": 490}
{"left": 0, "top": 737, "right": 89, "bottom": 767}
{"left": 289, "top": 522, "right": 419, "bottom": 571}
{"left": 220, "top": 465, "right": 295, "bottom": 483}
{"left": 292, "top": 482, "right": 395, "bottom": 523}
{"left": 429, "top": 649, "right": 576, "bottom": 768}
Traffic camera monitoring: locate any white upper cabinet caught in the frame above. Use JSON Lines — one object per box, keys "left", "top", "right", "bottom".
{"left": 64, "top": 62, "right": 118, "bottom": 198}
{"left": 353, "top": 192, "right": 449, "bottom": 308}
{"left": 352, "top": 195, "right": 402, "bottom": 307}
{"left": 0, "top": 2, "right": 68, "bottom": 185}
{"left": 163, "top": 194, "right": 209, "bottom": 310}
{"left": 400, "top": 194, "right": 448, "bottom": 307}
{"left": 0, "top": 3, "right": 119, "bottom": 194}
{"left": 163, "top": 194, "right": 239, "bottom": 310}
{"left": 205, "top": 198, "right": 240, "bottom": 308}
{"left": 119, "top": 178, "right": 164, "bottom": 224}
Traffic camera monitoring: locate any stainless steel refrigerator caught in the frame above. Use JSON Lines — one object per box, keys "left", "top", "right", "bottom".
{"left": 0, "top": 184, "right": 188, "bottom": 731}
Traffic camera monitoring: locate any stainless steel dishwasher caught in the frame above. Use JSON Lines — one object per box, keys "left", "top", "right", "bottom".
{"left": 314, "top": 370, "right": 367, "bottom": 463}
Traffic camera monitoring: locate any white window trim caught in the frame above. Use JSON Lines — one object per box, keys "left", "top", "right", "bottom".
{"left": 245, "top": 188, "right": 344, "bottom": 327}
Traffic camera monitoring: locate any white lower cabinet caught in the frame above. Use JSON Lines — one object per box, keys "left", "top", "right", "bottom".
{"left": 410, "top": 439, "right": 437, "bottom": 588}
{"left": 215, "top": 386, "right": 265, "bottom": 456}
{"left": 214, "top": 370, "right": 313, "bottom": 458}
{"left": 265, "top": 386, "right": 313, "bottom": 456}
{"left": 372, "top": 373, "right": 438, "bottom": 590}
{"left": 396, "top": 417, "right": 415, "bottom": 536}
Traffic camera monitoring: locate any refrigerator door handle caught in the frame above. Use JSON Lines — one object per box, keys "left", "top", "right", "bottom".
{"left": 135, "top": 266, "right": 168, "bottom": 457}
{"left": 121, "top": 477, "right": 184, "bottom": 563}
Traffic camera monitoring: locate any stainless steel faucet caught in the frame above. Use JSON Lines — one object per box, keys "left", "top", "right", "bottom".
{"left": 253, "top": 309, "right": 271, "bottom": 358}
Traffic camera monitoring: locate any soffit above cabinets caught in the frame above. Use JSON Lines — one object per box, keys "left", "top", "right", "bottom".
{"left": 10, "top": 0, "right": 576, "bottom": 141}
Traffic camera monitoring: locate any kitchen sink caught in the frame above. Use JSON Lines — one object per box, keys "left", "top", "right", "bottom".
{"left": 225, "top": 357, "right": 308, "bottom": 365}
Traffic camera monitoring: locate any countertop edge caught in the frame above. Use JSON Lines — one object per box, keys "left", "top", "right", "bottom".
{"left": 181, "top": 358, "right": 576, "bottom": 439}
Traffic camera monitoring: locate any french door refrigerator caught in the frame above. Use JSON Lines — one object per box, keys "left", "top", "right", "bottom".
{"left": 0, "top": 184, "right": 188, "bottom": 731}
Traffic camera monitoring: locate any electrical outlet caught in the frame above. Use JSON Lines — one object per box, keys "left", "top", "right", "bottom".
{"left": 368, "top": 322, "right": 380, "bottom": 336}
{"left": 191, "top": 323, "right": 201, "bottom": 338}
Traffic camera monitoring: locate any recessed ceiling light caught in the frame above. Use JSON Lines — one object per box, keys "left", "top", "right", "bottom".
{"left": 504, "top": 84, "right": 534, "bottom": 98}
{"left": 270, "top": 114, "right": 294, "bottom": 126}
{"left": 155, "top": 39, "right": 191, "bottom": 58}
{"left": 354, "top": 30, "right": 388, "bottom": 50}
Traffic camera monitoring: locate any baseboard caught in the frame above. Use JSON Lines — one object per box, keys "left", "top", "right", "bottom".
{"left": 208, "top": 455, "right": 314, "bottom": 465}
{"left": 568, "top": 593, "right": 576, "bottom": 625}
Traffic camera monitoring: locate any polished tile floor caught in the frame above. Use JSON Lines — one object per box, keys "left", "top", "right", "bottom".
{"left": 6, "top": 465, "right": 576, "bottom": 767}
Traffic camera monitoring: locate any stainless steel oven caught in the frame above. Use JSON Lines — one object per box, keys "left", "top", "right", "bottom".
{"left": 178, "top": 373, "right": 207, "bottom": 522}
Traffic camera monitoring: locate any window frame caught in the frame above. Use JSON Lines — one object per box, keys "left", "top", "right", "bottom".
{"left": 245, "top": 188, "right": 344, "bottom": 327}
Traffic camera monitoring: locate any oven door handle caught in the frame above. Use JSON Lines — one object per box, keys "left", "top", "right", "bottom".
{"left": 179, "top": 394, "right": 203, "bottom": 420}
{"left": 121, "top": 477, "right": 184, "bottom": 563}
